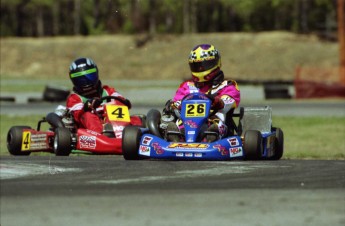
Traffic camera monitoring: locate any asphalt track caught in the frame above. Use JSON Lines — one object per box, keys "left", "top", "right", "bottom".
{"left": 1, "top": 156, "right": 345, "bottom": 226}
{"left": 1, "top": 90, "right": 345, "bottom": 226}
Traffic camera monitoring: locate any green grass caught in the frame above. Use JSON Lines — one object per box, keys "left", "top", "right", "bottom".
{"left": 1, "top": 114, "right": 344, "bottom": 159}
{"left": 272, "top": 116, "right": 345, "bottom": 159}
{"left": 0, "top": 32, "right": 339, "bottom": 85}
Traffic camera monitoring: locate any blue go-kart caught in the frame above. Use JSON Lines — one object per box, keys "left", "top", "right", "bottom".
{"left": 122, "top": 93, "right": 283, "bottom": 160}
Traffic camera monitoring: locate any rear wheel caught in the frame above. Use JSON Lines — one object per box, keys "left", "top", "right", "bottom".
{"left": 54, "top": 127, "right": 72, "bottom": 156}
{"left": 7, "top": 126, "right": 32, "bottom": 156}
{"left": 244, "top": 130, "right": 263, "bottom": 160}
{"left": 270, "top": 127, "right": 284, "bottom": 160}
{"left": 122, "top": 126, "right": 143, "bottom": 160}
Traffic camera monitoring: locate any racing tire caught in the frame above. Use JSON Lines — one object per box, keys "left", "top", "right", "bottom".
{"left": 54, "top": 127, "right": 72, "bottom": 156}
{"left": 122, "top": 126, "right": 144, "bottom": 160}
{"left": 269, "top": 127, "right": 284, "bottom": 160}
{"left": 244, "top": 130, "right": 263, "bottom": 160}
{"left": 7, "top": 126, "right": 32, "bottom": 156}
{"left": 43, "top": 85, "right": 70, "bottom": 102}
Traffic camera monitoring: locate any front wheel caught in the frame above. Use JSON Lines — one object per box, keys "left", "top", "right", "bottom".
{"left": 7, "top": 126, "right": 32, "bottom": 156}
{"left": 243, "top": 130, "right": 263, "bottom": 160}
{"left": 54, "top": 127, "right": 72, "bottom": 156}
{"left": 122, "top": 126, "right": 143, "bottom": 160}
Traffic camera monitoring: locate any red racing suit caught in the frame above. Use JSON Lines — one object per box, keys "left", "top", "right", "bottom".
{"left": 172, "top": 79, "right": 240, "bottom": 137}
{"left": 66, "top": 85, "right": 126, "bottom": 133}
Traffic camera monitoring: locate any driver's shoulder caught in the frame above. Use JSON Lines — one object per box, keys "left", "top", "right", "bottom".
{"left": 102, "top": 85, "right": 117, "bottom": 94}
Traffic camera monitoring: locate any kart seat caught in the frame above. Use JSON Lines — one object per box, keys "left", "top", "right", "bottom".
{"left": 225, "top": 108, "right": 240, "bottom": 136}
{"left": 102, "top": 123, "right": 115, "bottom": 138}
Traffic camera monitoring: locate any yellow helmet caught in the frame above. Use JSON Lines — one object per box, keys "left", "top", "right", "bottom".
{"left": 188, "top": 44, "right": 221, "bottom": 83}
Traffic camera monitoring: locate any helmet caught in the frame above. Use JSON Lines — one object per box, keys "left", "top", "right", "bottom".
{"left": 69, "top": 58, "right": 101, "bottom": 97}
{"left": 188, "top": 44, "right": 222, "bottom": 86}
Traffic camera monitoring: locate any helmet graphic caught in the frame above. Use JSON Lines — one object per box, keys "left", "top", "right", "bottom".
{"left": 188, "top": 44, "right": 221, "bottom": 84}
{"left": 69, "top": 58, "right": 100, "bottom": 97}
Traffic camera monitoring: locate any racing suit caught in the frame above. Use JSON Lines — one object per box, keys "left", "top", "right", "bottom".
{"left": 66, "top": 85, "right": 127, "bottom": 133}
{"left": 170, "top": 78, "right": 240, "bottom": 138}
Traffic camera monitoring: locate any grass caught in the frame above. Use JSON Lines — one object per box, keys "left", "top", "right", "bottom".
{"left": 0, "top": 32, "right": 339, "bottom": 88}
{"left": 273, "top": 116, "right": 345, "bottom": 159}
{"left": 1, "top": 114, "right": 344, "bottom": 159}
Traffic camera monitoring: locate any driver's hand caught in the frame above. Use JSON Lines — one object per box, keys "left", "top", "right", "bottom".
{"left": 171, "top": 101, "right": 181, "bottom": 111}
{"left": 212, "top": 96, "right": 224, "bottom": 110}
{"left": 83, "top": 98, "right": 101, "bottom": 111}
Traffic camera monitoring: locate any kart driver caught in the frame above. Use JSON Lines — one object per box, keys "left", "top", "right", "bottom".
{"left": 66, "top": 57, "right": 132, "bottom": 134}
{"left": 162, "top": 44, "right": 241, "bottom": 142}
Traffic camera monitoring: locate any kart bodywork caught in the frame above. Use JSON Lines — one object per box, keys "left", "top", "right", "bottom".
{"left": 7, "top": 96, "right": 145, "bottom": 156}
{"left": 122, "top": 93, "right": 283, "bottom": 160}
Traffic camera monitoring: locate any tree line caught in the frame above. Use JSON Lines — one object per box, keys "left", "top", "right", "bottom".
{"left": 0, "top": 0, "right": 338, "bottom": 37}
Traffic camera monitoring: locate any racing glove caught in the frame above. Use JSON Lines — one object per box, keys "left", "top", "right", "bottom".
{"left": 212, "top": 96, "right": 224, "bottom": 110}
{"left": 83, "top": 98, "right": 101, "bottom": 112}
{"left": 171, "top": 101, "right": 181, "bottom": 111}
{"left": 163, "top": 100, "right": 173, "bottom": 114}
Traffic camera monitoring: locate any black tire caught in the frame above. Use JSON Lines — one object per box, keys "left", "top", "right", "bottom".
{"left": 43, "top": 85, "right": 70, "bottom": 102}
{"left": 243, "top": 130, "right": 263, "bottom": 160}
{"left": 7, "top": 126, "right": 32, "bottom": 156}
{"left": 270, "top": 127, "right": 284, "bottom": 160}
{"left": 264, "top": 84, "right": 291, "bottom": 99}
{"left": 54, "top": 127, "right": 72, "bottom": 156}
{"left": 122, "top": 126, "right": 143, "bottom": 160}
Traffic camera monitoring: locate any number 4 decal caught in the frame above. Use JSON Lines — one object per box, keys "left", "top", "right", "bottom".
{"left": 106, "top": 105, "right": 130, "bottom": 122}
{"left": 112, "top": 107, "right": 125, "bottom": 118}
{"left": 21, "top": 131, "right": 31, "bottom": 150}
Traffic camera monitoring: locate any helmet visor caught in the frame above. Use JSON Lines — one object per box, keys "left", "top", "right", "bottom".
{"left": 189, "top": 58, "right": 218, "bottom": 73}
{"left": 70, "top": 68, "right": 98, "bottom": 87}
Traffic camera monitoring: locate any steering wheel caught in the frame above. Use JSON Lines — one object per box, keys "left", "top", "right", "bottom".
{"left": 99, "top": 96, "right": 131, "bottom": 107}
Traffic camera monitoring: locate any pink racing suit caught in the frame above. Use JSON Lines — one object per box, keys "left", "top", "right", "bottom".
{"left": 172, "top": 79, "right": 241, "bottom": 137}
{"left": 66, "top": 85, "right": 126, "bottom": 133}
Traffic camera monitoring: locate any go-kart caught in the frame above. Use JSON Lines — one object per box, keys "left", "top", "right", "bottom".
{"left": 7, "top": 96, "right": 145, "bottom": 156}
{"left": 122, "top": 93, "right": 283, "bottom": 160}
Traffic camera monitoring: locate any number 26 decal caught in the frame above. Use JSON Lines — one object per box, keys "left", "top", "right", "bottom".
{"left": 185, "top": 104, "right": 206, "bottom": 117}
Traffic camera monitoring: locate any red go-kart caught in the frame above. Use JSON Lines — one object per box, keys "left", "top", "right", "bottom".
{"left": 7, "top": 96, "right": 145, "bottom": 156}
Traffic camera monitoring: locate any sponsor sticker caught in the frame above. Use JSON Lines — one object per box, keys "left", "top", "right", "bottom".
{"left": 194, "top": 153, "right": 202, "bottom": 158}
{"left": 176, "top": 152, "right": 184, "bottom": 157}
{"left": 142, "top": 136, "right": 153, "bottom": 145}
{"left": 228, "top": 137, "right": 239, "bottom": 147}
{"left": 213, "top": 144, "right": 229, "bottom": 156}
{"left": 229, "top": 147, "right": 243, "bottom": 158}
{"left": 168, "top": 143, "right": 209, "bottom": 149}
{"left": 139, "top": 145, "right": 150, "bottom": 156}
{"left": 79, "top": 135, "right": 96, "bottom": 149}
{"left": 152, "top": 142, "right": 164, "bottom": 154}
